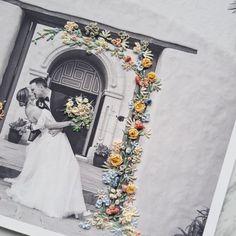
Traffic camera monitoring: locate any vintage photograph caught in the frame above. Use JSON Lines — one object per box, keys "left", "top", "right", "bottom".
{"left": 0, "top": 1, "right": 236, "bottom": 236}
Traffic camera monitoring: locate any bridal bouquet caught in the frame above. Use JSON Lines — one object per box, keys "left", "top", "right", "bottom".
{"left": 65, "top": 95, "right": 94, "bottom": 132}
{"left": 0, "top": 100, "right": 5, "bottom": 120}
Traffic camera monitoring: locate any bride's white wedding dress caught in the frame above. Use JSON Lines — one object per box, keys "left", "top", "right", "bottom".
{"left": 6, "top": 109, "right": 87, "bottom": 218}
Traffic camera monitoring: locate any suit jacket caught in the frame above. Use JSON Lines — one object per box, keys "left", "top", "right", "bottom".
{"left": 28, "top": 92, "right": 51, "bottom": 142}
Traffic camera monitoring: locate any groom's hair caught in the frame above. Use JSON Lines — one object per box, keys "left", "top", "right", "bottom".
{"left": 29, "top": 77, "right": 48, "bottom": 88}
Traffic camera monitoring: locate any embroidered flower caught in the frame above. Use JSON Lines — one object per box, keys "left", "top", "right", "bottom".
{"left": 96, "top": 37, "right": 109, "bottom": 48}
{"left": 133, "top": 145, "right": 143, "bottom": 156}
{"left": 120, "top": 206, "right": 139, "bottom": 225}
{"left": 135, "top": 61, "right": 144, "bottom": 71}
{"left": 141, "top": 58, "right": 152, "bottom": 68}
{"left": 125, "top": 147, "right": 132, "bottom": 155}
{"left": 144, "top": 99, "right": 152, "bottom": 106}
{"left": 134, "top": 101, "right": 146, "bottom": 113}
{"left": 79, "top": 221, "right": 92, "bottom": 230}
{"left": 125, "top": 183, "right": 137, "bottom": 194}
{"left": 141, "top": 112, "right": 151, "bottom": 123}
{"left": 128, "top": 128, "right": 139, "bottom": 140}
{"left": 106, "top": 205, "right": 120, "bottom": 215}
{"left": 64, "top": 21, "right": 79, "bottom": 32}
{"left": 133, "top": 42, "right": 142, "bottom": 54}
{"left": 112, "top": 38, "right": 122, "bottom": 47}
{"left": 134, "top": 120, "right": 145, "bottom": 130}
{"left": 112, "top": 140, "right": 124, "bottom": 153}
{"left": 147, "top": 71, "right": 157, "bottom": 83}
{"left": 108, "top": 153, "right": 123, "bottom": 167}
{"left": 139, "top": 78, "right": 149, "bottom": 87}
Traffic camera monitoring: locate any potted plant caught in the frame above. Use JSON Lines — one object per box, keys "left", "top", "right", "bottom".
{"left": 175, "top": 208, "right": 209, "bottom": 236}
{"left": 93, "top": 143, "right": 111, "bottom": 168}
{"left": 8, "top": 118, "right": 29, "bottom": 144}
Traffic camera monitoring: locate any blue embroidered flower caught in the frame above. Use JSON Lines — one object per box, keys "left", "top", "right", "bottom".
{"left": 125, "top": 147, "right": 132, "bottom": 154}
{"left": 135, "top": 61, "right": 144, "bottom": 71}
{"left": 79, "top": 221, "right": 91, "bottom": 230}
{"left": 130, "top": 141, "right": 139, "bottom": 147}
{"left": 142, "top": 112, "right": 151, "bottom": 123}
{"left": 128, "top": 101, "right": 134, "bottom": 111}
{"left": 95, "top": 199, "right": 103, "bottom": 208}
{"left": 103, "top": 195, "right": 111, "bottom": 206}
{"left": 111, "top": 176, "right": 120, "bottom": 188}
{"left": 138, "top": 52, "right": 144, "bottom": 60}
{"left": 102, "top": 169, "right": 118, "bottom": 184}
{"left": 144, "top": 99, "right": 152, "bottom": 106}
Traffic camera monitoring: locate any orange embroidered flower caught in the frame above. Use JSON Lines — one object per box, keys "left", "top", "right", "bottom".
{"left": 147, "top": 71, "right": 157, "bottom": 83}
{"left": 134, "top": 101, "right": 146, "bottom": 113}
{"left": 139, "top": 78, "right": 149, "bottom": 87}
{"left": 106, "top": 205, "right": 120, "bottom": 215}
{"left": 108, "top": 153, "right": 123, "bottom": 167}
{"left": 141, "top": 58, "right": 152, "bottom": 68}
{"left": 128, "top": 128, "right": 139, "bottom": 140}
{"left": 122, "top": 183, "right": 137, "bottom": 194}
{"left": 126, "top": 183, "right": 137, "bottom": 194}
{"left": 112, "top": 38, "right": 122, "bottom": 47}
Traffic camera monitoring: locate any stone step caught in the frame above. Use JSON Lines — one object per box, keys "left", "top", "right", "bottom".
{"left": 0, "top": 138, "right": 106, "bottom": 207}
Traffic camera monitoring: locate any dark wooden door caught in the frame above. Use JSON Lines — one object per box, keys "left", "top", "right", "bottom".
{"left": 49, "top": 59, "right": 103, "bottom": 156}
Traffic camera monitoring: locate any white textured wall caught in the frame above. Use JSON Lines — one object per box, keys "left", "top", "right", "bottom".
{"left": 137, "top": 43, "right": 236, "bottom": 235}
{"left": 0, "top": 0, "right": 236, "bottom": 236}
{"left": 0, "top": 1, "right": 22, "bottom": 86}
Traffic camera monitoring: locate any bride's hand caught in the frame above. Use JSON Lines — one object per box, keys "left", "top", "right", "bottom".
{"left": 68, "top": 120, "right": 76, "bottom": 126}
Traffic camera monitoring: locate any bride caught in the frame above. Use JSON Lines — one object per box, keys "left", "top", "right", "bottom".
{"left": 6, "top": 87, "right": 87, "bottom": 218}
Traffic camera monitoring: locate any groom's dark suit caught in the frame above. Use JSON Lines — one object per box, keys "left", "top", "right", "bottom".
{"left": 28, "top": 97, "right": 51, "bottom": 141}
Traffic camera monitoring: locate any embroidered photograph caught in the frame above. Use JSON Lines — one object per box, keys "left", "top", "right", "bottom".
{"left": 0, "top": 1, "right": 236, "bottom": 236}
{"left": 0, "top": 16, "right": 163, "bottom": 236}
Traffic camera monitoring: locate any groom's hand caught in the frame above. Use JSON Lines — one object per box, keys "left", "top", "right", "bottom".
{"left": 49, "top": 129, "right": 62, "bottom": 137}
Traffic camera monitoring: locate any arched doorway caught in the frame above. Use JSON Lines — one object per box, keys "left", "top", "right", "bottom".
{"left": 48, "top": 50, "right": 107, "bottom": 156}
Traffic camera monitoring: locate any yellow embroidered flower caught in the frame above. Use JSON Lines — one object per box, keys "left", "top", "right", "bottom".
{"left": 96, "top": 37, "right": 108, "bottom": 48}
{"left": 126, "top": 183, "right": 137, "bottom": 194}
{"left": 141, "top": 57, "right": 152, "bottom": 68}
{"left": 128, "top": 128, "right": 139, "bottom": 140}
{"left": 64, "top": 21, "right": 79, "bottom": 32}
{"left": 61, "top": 32, "right": 71, "bottom": 44}
{"left": 134, "top": 101, "right": 146, "bottom": 113}
{"left": 120, "top": 206, "right": 139, "bottom": 225}
{"left": 147, "top": 71, "right": 157, "bottom": 83}
{"left": 108, "top": 153, "right": 123, "bottom": 167}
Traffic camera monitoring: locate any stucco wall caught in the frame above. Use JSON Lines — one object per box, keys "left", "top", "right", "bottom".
{"left": 0, "top": 1, "right": 22, "bottom": 86}
{"left": 136, "top": 42, "right": 236, "bottom": 235}
{"left": 0, "top": 0, "right": 236, "bottom": 236}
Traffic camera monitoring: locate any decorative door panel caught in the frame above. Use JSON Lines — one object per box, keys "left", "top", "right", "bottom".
{"left": 49, "top": 59, "right": 103, "bottom": 156}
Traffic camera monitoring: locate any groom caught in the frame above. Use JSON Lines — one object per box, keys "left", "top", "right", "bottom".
{"left": 29, "top": 77, "right": 60, "bottom": 140}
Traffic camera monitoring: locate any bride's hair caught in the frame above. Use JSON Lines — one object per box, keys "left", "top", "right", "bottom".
{"left": 16, "top": 87, "right": 30, "bottom": 107}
